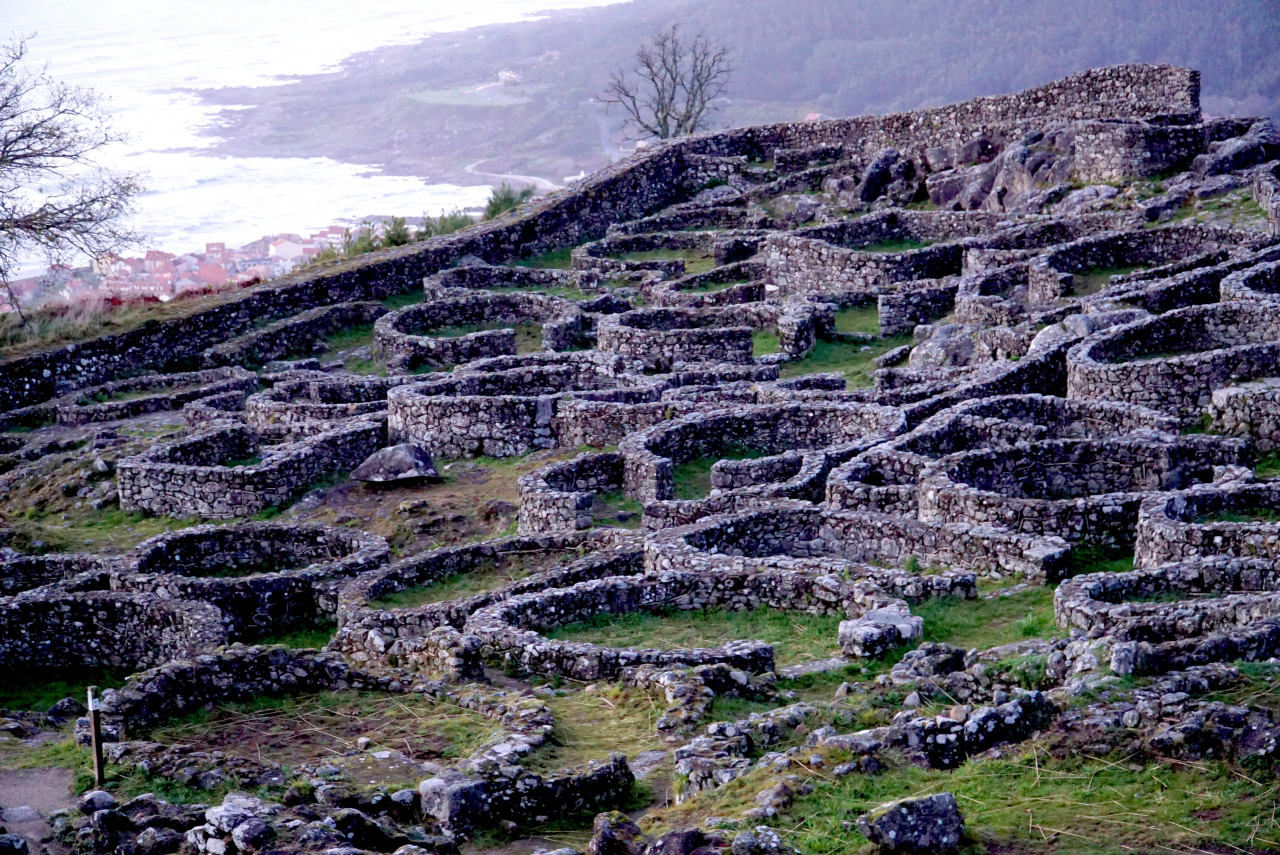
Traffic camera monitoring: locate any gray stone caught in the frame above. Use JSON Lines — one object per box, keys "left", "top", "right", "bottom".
{"left": 856, "top": 793, "right": 964, "bottom": 853}
{"left": 351, "top": 444, "right": 441, "bottom": 483}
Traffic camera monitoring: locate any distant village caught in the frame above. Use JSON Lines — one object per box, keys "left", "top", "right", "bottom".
{"left": 1, "top": 226, "right": 355, "bottom": 314}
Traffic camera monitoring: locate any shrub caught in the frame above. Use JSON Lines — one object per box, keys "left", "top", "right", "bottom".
{"left": 484, "top": 182, "right": 536, "bottom": 220}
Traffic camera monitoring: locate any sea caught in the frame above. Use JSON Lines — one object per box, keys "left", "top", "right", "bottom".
{"left": 5, "top": 0, "right": 626, "bottom": 271}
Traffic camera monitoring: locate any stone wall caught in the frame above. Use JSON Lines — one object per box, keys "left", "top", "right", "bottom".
{"left": 517, "top": 451, "right": 626, "bottom": 533}
{"left": 918, "top": 436, "right": 1248, "bottom": 548}
{"left": 1134, "top": 483, "right": 1280, "bottom": 569}
{"left": 1066, "top": 300, "right": 1280, "bottom": 422}
{"left": 56, "top": 367, "right": 258, "bottom": 426}
{"left": 374, "top": 293, "right": 582, "bottom": 371}
{"left": 117, "top": 420, "right": 384, "bottom": 518}
{"left": 245, "top": 374, "right": 416, "bottom": 428}
{"left": 619, "top": 401, "right": 905, "bottom": 503}
{"left": 200, "top": 301, "right": 389, "bottom": 368}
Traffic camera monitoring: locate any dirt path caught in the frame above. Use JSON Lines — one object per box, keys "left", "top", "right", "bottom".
{"left": 0, "top": 768, "right": 74, "bottom": 855}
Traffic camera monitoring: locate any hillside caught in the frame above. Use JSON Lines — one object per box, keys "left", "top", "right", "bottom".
{"left": 199, "top": 0, "right": 1280, "bottom": 190}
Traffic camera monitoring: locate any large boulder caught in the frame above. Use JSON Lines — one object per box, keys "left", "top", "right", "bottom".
{"left": 856, "top": 793, "right": 964, "bottom": 853}
{"left": 352, "top": 444, "right": 440, "bottom": 483}
{"left": 588, "top": 811, "right": 649, "bottom": 855}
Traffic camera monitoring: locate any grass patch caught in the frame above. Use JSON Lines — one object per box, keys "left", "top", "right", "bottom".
{"left": 0, "top": 666, "right": 129, "bottom": 712}
{"left": 323, "top": 322, "right": 375, "bottom": 353}
{"left": 647, "top": 741, "right": 1279, "bottom": 854}
{"left": 525, "top": 684, "right": 665, "bottom": 775}
{"left": 380, "top": 291, "right": 424, "bottom": 310}
{"left": 914, "top": 586, "right": 1060, "bottom": 651}
{"left": 834, "top": 304, "right": 881, "bottom": 335}
{"left": 1072, "top": 265, "right": 1144, "bottom": 297}
{"left": 593, "top": 490, "right": 644, "bottom": 529}
{"left": 779, "top": 335, "right": 912, "bottom": 387}
{"left": 857, "top": 238, "right": 931, "bottom": 253}
{"left": 484, "top": 285, "right": 598, "bottom": 301}
{"left": 686, "top": 278, "right": 749, "bottom": 294}
{"left": 12, "top": 506, "right": 195, "bottom": 553}
{"left": 255, "top": 621, "right": 337, "bottom": 650}
{"left": 1195, "top": 506, "right": 1280, "bottom": 524}
{"left": 753, "top": 329, "right": 780, "bottom": 357}
{"left": 151, "top": 692, "right": 498, "bottom": 779}
{"left": 373, "top": 551, "right": 577, "bottom": 608}
{"left": 1257, "top": 451, "right": 1280, "bottom": 478}
{"left": 220, "top": 454, "right": 264, "bottom": 468}
{"left": 84, "top": 383, "right": 202, "bottom": 405}
{"left": 1068, "top": 544, "right": 1135, "bottom": 576}
{"left": 546, "top": 606, "right": 844, "bottom": 667}
{"left": 617, "top": 249, "right": 717, "bottom": 276}
{"left": 515, "top": 248, "right": 575, "bottom": 269}
{"left": 426, "top": 321, "right": 543, "bottom": 353}
{"left": 672, "top": 445, "right": 764, "bottom": 500}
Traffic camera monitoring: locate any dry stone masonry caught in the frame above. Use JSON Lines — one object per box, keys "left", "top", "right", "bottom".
{"left": 8, "top": 64, "right": 1280, "bottom": 855}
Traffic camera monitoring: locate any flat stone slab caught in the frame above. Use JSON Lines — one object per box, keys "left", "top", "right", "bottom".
{"left": 778, "top": 657, "right": 851, "bottom": 679}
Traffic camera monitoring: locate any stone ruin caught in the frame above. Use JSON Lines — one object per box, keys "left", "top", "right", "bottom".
{"left": 3, "top": 64, "right": 1280, "bottom": 855}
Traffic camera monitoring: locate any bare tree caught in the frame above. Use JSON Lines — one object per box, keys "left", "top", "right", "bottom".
{"left": 602, "top": 25, "right": 732, "bottom": 141}
{"left": 0, "top": 36, "right": 142, "bottom": 321}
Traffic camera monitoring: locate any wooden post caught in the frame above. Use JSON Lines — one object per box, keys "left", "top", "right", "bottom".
{"left": 87, "top": 685, "right": 104, "bottom": 788}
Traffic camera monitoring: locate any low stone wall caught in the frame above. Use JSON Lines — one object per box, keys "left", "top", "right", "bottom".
{"left": 114, "top": 522, "right": 390, "bottom": 641}
{"left": 517, "top": 451, "right": 626, "bottom": 533}
{"left": 1067, "top": 300, "right": 1280, "bottom": 422}
{"left": 55, "top": 367, "right": 258, "bottom": 425}
{"left": 647, "top": 505, "right": 1071, "bottom": 584}
{"left": 619, "top": 401, "right": 905, "bottom": 503}
{"left": 332, "top": 533, "right": 635, "bottom": 677}
{"left": 1056, "top": 556, "right": 1280, "bottom": 646}
{"left": 387, "top": 362, "right": 658, "bottom": 457}
{"left": 461, "top": 564, "right": 963, "bottom": 680}
{"left": 1086, "top": 244, "right": 1280, "bottom": 314}
{"left": 200, "top": 301, "right": 389, "bottom": 368}
{"left": 245, "top": 374, "right": 417, "bottom": 428}
{"left": 1219, "top": 258, "right": 1280, "bottom": 302}
{"left": 182, "top": 390, "right": 250, "bottom": 429}
{"left": 918, "top": 435, "right": 1248, "bottom": 548}
{"left": 0, "top": 590, "right": 225, "bottom": 671}
{"left": 1071, "top": 120, "right": 1207, "bottom": 182}
{"left": 425, "top": 263, "right": 599, "bottom": 297}
{"left": 374, "top": 293, "right": 582, "bottom": 371}
{"left": 1210, "top": 378, "right": 1280, "bottom": 450}
{"left": 827, "top": 393, "right": 1180, "bottom": 515}
{"left": 1135, "top": 482, "right": 1280, "bottom": 569}
{"left": 644, "top": 260, "right": 767, "bottom": 308}
{"left": 1027, "top": 224, "right": 1251, "bottom": 302}
{"left": 0, "top": 553, "right": 114, "bottom": 596}
{"left": 596, "top": 308, "right": 756, "bottom": 371}
{"left": 878, "top": 283, "right": 958, "bottom": 336}
{"left": 117, "top": 419, "right": 383, "bottom": 518}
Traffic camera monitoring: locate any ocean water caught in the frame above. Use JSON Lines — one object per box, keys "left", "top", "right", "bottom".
{"left": 5, "top": 0, "right": 625, "bottom": 266}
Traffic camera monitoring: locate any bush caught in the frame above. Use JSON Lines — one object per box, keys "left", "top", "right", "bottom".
{"left": 383, "top": 215, "right": 412, "bottom": 247}
{"left": 417, "top": 209, "right": 474, "bottom": 239}
{"left": 483, "top": 182, "right": 536, "bottom": 220}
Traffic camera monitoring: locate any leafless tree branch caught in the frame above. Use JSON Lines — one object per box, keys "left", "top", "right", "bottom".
{"left": 0, "top": 35, "right": 143, "bottom": 321}
{"left": 601, "top": 25, "right": 732, "bottom": 140}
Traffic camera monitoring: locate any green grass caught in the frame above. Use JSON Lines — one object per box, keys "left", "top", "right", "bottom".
{"left": 12, "top": 506, "right": 195, "bottom": 553}
{"left": 324, "top": 322, "right": 376, "bottom": 352}
{"left": 753, "top": 329, "right": 780, "bottom": 356}
{"left": 255, "top": 621, "right": 337, "bottom": 650}
{"left": 374, "top": 561, "right": 531, "bottom": 608}
{"left": 484, "top": 285, "right": 598, "bottom": 301}
{"left": 1195, "top": 507, "right": 1280, "bottom": 524}
{"left": 834, "top": 304, "right": 881, "bottom": 335}
{"left": 616, "top": 249, "right": 717, "bottom": 275}
{"left": 84, "top": 383, "right": 202, "bottom": 405}
{"left": 779, "top": 335, "right": 912, "bottom": 387}
{"left": 381, "top": 291, "right": 425, "bottom": 310}
{"left": 1258, "top": 451, "right": 1280, "bottom": 478}
{"left": 1072, "top": 265, "right": 1143, "bottom": 297}
{"left": 525, "top": 684, "right": 665, "bottom": 775}
{"left": 0, "top": 667, "right": 129, "bottom": 712}
{"left": 593, "top": 490, "right": 644, "bottom": 529}
{"left": 546, "top": 606, "right": 845, "bottom": 667}
{"left": 857, "top": 238, "right": 931, "bottom": 253}
{"left": 428, "top": 321, "right": 544, "bottom": 352}
{"left": 649, "top": 742, "right": 1279, "bottom": 854}
{"left": 220, "top": 454, "right": 264, "bottom": 468}
{"left": 1068, "top": 545, "right": 1135, "bottom": 576}
{"left": 914, "top": 586, "right": 1060, "bottom": 651}
{"left": 515, "top": 248, "right": 575, "bottom": 269}
{"left": 672, "top": 445, "right": 764, "bottom": 500}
